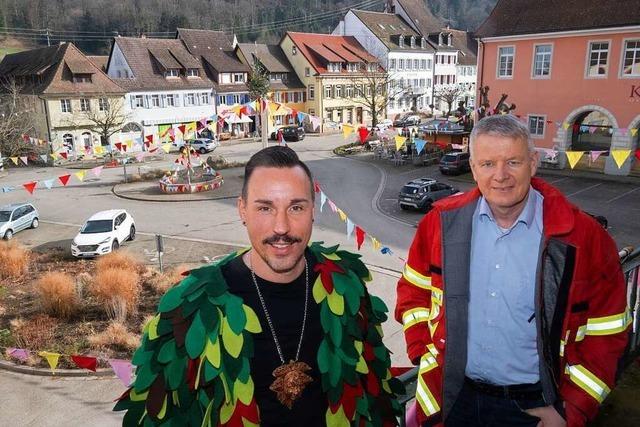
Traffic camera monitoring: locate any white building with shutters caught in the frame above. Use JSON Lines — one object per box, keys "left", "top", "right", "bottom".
{"left": 106, "top": 37, "right": 216, "bottom": 146}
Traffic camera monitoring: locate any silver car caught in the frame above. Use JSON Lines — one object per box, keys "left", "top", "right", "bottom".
{"left": 0, "top": 203, "right": 39, "bottom": 240}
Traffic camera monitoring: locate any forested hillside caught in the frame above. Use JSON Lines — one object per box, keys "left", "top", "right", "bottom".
{"left": 0, "top": 0, "right": 496, "bottom": 54}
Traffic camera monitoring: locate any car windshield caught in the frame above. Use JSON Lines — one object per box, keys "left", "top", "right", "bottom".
{"left": 442, "top": 154, "right": 458, "bottom": 162}
{"left": 402, "top": 186, "right": 419, "bottom": 194}
{"left": 0, "top": 211, "right": 11, "bottom": 222}
{"left": 80, "top": 220, "right": 113, "bottom": 234}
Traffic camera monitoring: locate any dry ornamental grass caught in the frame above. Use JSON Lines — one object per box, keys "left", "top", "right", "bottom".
{"left": 36, "top": 272, "right": 78, "bottom": 318}
{"left": 11, "top": 315, "right": 58, "bottom": 351}
{"left": 95, "top": 250, "right": 141, "bottom": 273}
{"left": 0, "top": 241, "right": 30, "bottom": 279}
{"left": 88, "top": 321, "right": 140, "bottom": 351}
{"left": 149, "top": 264, "right": 189, "bottom": 294}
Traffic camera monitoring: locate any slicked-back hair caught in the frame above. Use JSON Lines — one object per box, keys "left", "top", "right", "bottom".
{"left": 469, "top": 114, "right": 535, "bottom": 158}
{"left": 241, "top": 146, "right": 315, "bottom": 201}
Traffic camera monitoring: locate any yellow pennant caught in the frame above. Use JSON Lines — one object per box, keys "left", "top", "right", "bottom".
{"left": 10, "top": 157, "right": 19, "bottom": 165}
{"left": 395, "top": 135, "right": 407, "bottom": 151}
{"left": 337, "top": 209, "right": 347, "bottom": 222}
{"left": 208, "top": 122, "right": 217, "bottom": 133}
{"left": 631, "top": 128, "right": 638, "bottom": 137}
{"left": 161, "top": 143, "right": 172, "bottom": 154}
{"left": 74, "top": 170, "right": 86, "bottom": 182}
{"left": 126, "top": 140, "right": 134, "bottom": 149}
{"left": 38, "top": 351, "right": 61, "bottom": 373}
{"left": 562, "top": 122, "right": 570, "bottom": 130}
{"left": 50, "top": 153, "right": 58, "bottom": 160}
{"left": 371, "top": 236, "right": 381, "bottom": 251}
{"left": 342, "top": 124, "right": 354, "bottom": 139}
{"left": 611, "top": 149, "right": 631, "bottom": 168}
{"left": 565, "top": 151, "right": 584, "bottom": 169}
{"left": 93, "top": 146, "right": 104, "bottom": 155}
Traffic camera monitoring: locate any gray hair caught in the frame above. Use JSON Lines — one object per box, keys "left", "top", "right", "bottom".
{"left": 469, "top": 114, "right": 535, "bottom": 158}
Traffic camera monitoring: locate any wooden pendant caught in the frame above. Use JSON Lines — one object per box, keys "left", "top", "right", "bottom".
{"left": 269, "top": 360, "right": 313, "bottom": 409}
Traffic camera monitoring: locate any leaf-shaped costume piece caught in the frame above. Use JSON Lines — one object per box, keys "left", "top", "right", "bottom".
{"left": 114, "top": 243, "right": 403, "bottom": 426}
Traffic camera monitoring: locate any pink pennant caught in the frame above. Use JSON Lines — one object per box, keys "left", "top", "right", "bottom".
{"left": 328, "top": 200, "right": 338, "bottom": 213}
{"left": 91, "top": 166, "right": 104, "bottom": 178}
{"left": 135, "top": 152, "right": 146, "bottom": 162}
{"left": 6, "top": 348, "right": 29, "bottom": 362}
{"left": 590, "top": 151, "right": 606, "bottom": 162}
{"left": 108, "top": 359, "right": 133, "bottom": 387}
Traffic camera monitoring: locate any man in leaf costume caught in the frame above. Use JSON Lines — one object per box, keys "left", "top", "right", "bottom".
{"left": 115, "top": 146, "right": 403, "bottom": 426}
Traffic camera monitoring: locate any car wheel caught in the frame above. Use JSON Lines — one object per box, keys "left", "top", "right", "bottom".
{"left": 31, "top": 218, "right": 39, "bottom": 229}
{"left": 199, "top": 147, "right": 206, "bottom": 154}
{"left": 129, "top": 225, "right": 136, "bottom": 241}
{"left": 112, "top": 240, "right": 120, "bottom": 251}
{"left": 400, "top": 204, "right": 409, "bottom": 210}
{"left": 3, "top": 229, "right": 13, "bottom": 240}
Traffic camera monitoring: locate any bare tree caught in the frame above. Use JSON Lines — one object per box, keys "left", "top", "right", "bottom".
{"left": 347, "top": 62, "right": 404, "bottom": 128}
{"left": 434, "top": 85, "right": 464, "bottom": 116}
{"left": 0, "top": 78, "right": 38, "bottom": 157}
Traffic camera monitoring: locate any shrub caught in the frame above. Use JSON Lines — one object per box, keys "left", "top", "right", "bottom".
{"left": 95, "top": 251, "right": 141, "bottom": 274}
{"left": 11, "top": 315, "right": 58, "bottom": 351}
{"left": 91, "top": 268, "right": 140, "bottom": 321}
{"left": 0, "top": 241, "right": 30, "bottom": 279}
{"left": 149, "top": 264, "right": 189, "bottom": 294}
{"left": 88, "top": 321, "right": 140, "bottom": 350}
{"left": 36, "top": 272, "right": 78, "bottom": 318}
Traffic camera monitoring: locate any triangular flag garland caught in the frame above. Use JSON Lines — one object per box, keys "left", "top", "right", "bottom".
{"left": 22, "top": 181, "right": 37, "bottom": 195}
{"left": 565, "top": 151, "right": 584, "bottom": 169}
{"left": 71, "top": 355, "right": 98, "bottom": 372}
{"left": 394, "top": 135, "right": 406, "bottom": 151}
{"left": 74, "top": 170, "right": 86, "bottom": 182}
{"left": 37, "top": 351, "right": 61, "bottom": 373}
{"left": 58, "top": 174, "right": 71, "bottom": 186}
{"left": 611, "top": 149, "right": 631, "bottom": 168}
{"left": 342, "top": 124, "right": 355, "bottom": 139}
{"left": 109, "top": 359, "right": 134, "bottom": 387}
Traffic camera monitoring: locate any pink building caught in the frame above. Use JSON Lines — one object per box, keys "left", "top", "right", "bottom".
{"left": 476, "top": 0, "right": 640, "bottom": 176}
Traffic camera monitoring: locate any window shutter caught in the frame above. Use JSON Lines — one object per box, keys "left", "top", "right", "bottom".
{"left": 161, "top": 94, "right": 166, "bottom": 107}
{"left": 130, "top": 95, "right": 135, "bottom": 109}
{"left": 303, "top": 91, "right": 306, "bottom": 102}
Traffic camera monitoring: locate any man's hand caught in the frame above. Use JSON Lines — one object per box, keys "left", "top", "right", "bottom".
{"left": 525, "top": 405, "right": 566, "bottom": 427}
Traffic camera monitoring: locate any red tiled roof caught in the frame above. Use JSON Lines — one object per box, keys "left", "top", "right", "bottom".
{"left": 285, "top": 32, "right": 378, "bottom": 74}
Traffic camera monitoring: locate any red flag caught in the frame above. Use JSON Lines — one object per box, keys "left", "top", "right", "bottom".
{"left": 71, "top": 355, "right": 97, "bottom": 372}
{"left": 59, "top": 152, "right": 68, "bottom": 160}
{"left": 358, "top": 127, "right": 369, "bottom": 144}
{"left": 23, "top": 181, "right": 37, "bottom": 195}
{"left": 149, "top": 147, "right": 159, "bottom": 153}
{"left": 115, "top": 142, "right": 123, "bottom": 152}
{"left": 121, "top": 144, "right": 127, "bottom": 152}
{"left": 635, "top": 149, "right": 640, "bottom": 162}
{"left": 313, "top": 180, "right": 321, "bottom": 193}
{"left": 178, "top": 124, "right": 186, "bottom": 135}
{"left": 58, "top": 174, "right": 71, "bottom": 186}
{"left": 145, "top": 135, "right": 153, "bottom": 143}
{"left": 355, "top": 226, "right": 365, "bottom": 250}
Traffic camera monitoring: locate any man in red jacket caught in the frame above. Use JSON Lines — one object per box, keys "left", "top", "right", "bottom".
{"left": 396, "top": 114, "right": 629, "bottom": 427}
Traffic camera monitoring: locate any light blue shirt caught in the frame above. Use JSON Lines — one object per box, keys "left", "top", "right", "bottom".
{"left": 465, "top": 187, "right": 544, "bottom": 385}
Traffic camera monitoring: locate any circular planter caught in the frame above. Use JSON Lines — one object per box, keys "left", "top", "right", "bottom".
{"left": 159, "top": 174, "right": 224, "bottom": 194}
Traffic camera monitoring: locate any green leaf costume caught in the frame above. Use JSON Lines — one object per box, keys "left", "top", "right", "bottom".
{"left": 114, "top": 243, "right": 403, "bottom": 426}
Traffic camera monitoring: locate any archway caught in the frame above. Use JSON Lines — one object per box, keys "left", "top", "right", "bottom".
{"left": 628, "top": 114, "right": 640, "bottom": 177}
{"left": 555, "top": 105, "right": 618, "bottom": 172}
{"left": 119, "top": 122, "right": 143, "bottom": 148}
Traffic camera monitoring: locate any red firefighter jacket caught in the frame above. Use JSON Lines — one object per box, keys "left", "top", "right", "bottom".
{"left": 395, "top": 177, "right": 630, "bottom": 427}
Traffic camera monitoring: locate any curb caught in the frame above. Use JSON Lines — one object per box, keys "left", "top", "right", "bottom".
{"left": 111, "top": 182, "right": 239, "bottom": 203}
{"left": 0, "top": 359, "right": 115, "bottom": 378}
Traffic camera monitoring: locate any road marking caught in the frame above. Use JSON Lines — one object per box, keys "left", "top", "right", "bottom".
{"left": 548, "top": 177, "right": 569, "bottom": 184}
{"left": 566, "top": 183, "right": 601, "bottom": 198}
{"left": 606, "top": 187, "right": 640, "bottom": 204}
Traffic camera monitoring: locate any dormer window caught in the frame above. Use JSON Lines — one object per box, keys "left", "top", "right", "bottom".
{"left": 73, "top": 74, "right": 92, "bottom": 83}
{"left": 421, "top": 38, "right": 427, "bottom": 49}
{"left": 165, "top": 69, "right": 179, "bottom": 78}
{"left": 328, "top": 62, "right": 341, "bottom": 72}
{"left": 399, "top": 36, "right": 405, "bottom": 48}
{"left": 233, "top": 73, "right": 245, "bottom": 83}
{"left": 292, "top": 46, "right": 297, "bottom": 55}
{"left": 347, "top": 63, "right": 359, "bottom": 72}
{"left": 410, "top": 36, "right": 416, "bottom": 48}
{"left": 187, "top": 68, "right": 199, "bottom": 77}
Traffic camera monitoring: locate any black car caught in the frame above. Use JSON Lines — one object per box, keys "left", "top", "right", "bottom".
{"left": 439, "top": 151, "right": 471, "bottom": 175}
{"left": 270, "top": 125, "right": 305, "bottom": 142}
{"left": 398, "top": 178, "right": 458, "bottom": 211}
{"left": 393, "top": 115, "right": 421, "bottom": 128}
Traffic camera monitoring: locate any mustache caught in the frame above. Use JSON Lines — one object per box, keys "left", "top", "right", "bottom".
{"left": 263, "top": 234, "right": 302, "bottom": 245}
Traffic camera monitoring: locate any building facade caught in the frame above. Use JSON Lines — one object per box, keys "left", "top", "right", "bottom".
{"left": 0, "top": 42, "right": 126, "bottom": 154}
{"left": 334, "top": 9, "right": 435, "bottom": 118}
{"left": 106, "top": 37, "right": 216, "bottom": 146}
{"left": 282, "top": 31, "right": 385, "bottom": 131}
{"left": 477, "top": 0, "right": 640, "bottom": 176}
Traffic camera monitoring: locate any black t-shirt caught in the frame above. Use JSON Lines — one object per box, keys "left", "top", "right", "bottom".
{"left": 221, "top": 250, "right": 326, "bottom": 426}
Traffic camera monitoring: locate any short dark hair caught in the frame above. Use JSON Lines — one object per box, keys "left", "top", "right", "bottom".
{"left": 241, "top": 146, "right": 315, "bottom": 201}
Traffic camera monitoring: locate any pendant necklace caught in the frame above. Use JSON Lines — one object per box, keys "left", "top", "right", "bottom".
{"left": 249, "top": 257, "right": 313, "bottom": 409}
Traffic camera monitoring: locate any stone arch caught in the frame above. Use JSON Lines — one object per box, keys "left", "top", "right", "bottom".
{"left": 627, "top": 114, "right": 640, "bottom": 176}
{"left": 552, "top": 104, "right": 620, "bottom": 173}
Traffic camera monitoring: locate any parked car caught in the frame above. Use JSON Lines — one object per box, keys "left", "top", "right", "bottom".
{"left": 398, "top": 178, "right": 458, "bottom": 211}
{"left": 71, "top": 209, "right": 135, "bottom": 257}
{"left": 439, "top": 151, "right": 471, "bottom": 175}
{"left": 275, "top": 125, "right": 305, "bottom": 142}
{"left": 269, "top": 125, "right": 287, "bottom": 140}
{"left": 0, "top": 203, "right": 39, "bottom": 240}
{"left": 173, "top": 137, "right": 219, "bottom": 154}
{"left": 393, "top": 115, "right": 421, "bottom": 128}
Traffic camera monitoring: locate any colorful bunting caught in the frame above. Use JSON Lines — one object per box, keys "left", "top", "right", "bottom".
{"left": 632, "top": 129, "right": 639, "bottom": 137}
{"left": 22, "top": 181, "right": 37, "bottom": 194}
{"left": 320, "top": 191, "right": 327, "bottom": 212}
{"left": 414, "top": 139, "right": 426, "bottom": 155}
{"left": 635, "top": 149, "right": 640, "bottom": 162}
{"left": 6, "top": 348, "right": 29, "bottom": 362}
{"left": 337, "top": 209, "right": 347, "bottom": 222}
{"left": 71, "top": 355, "right": 97, "bottom": 372}
{"left": 589, "top": 151, "right": 606, "bottom": 162}
{"left": 91, "top": 166, "right": 104, "bottom": 178}
{"left": 358, "top": 127, "right": 369, "bottom": 144}
{"left": 346, "top": 218, "right": 355, "bottom": 238}
{"left": 108, "top": 359, "right": 133, "bottom": 387}
{"left": 355, "top": 226, "right": 365, "bottom": 250}
{"left": 42, "top": 179, "right": 54, "bottom": 190}
{"left": 611, "top": 150, "right": 631, "bottom": 168}
{"left": 38, "top": 351, "right": 61, "bottom": 373}
{"left": 58, "top": 175, "right": 71, "bottom": 186}
{"left": 40, "top": 154, "right": 48, "bottom": 163}
{"left": 74, "top": 170, "right": 86, "bottom": 182}
{"left": 19, "top": 156, "right": 28, "bottom": 165}
{"left": 10, "top": 157, "right": 18, "bottom": 165}
{"left": 161, "top": 143, "right": 172, "bottom": 154}
{"left": 50, "top": 153, "right": 58, "bottom": 161}
{"left": 342, "top": 124, "right": 355, "bottom": 139}
{"left": 394, "top": 136, "right": 406, "bottom": 151}
{"left": 565, "top": 151, "right": 584, "bottom": 169}
{"left": 59, "top": 152, "right": 68, "bottom": 160}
